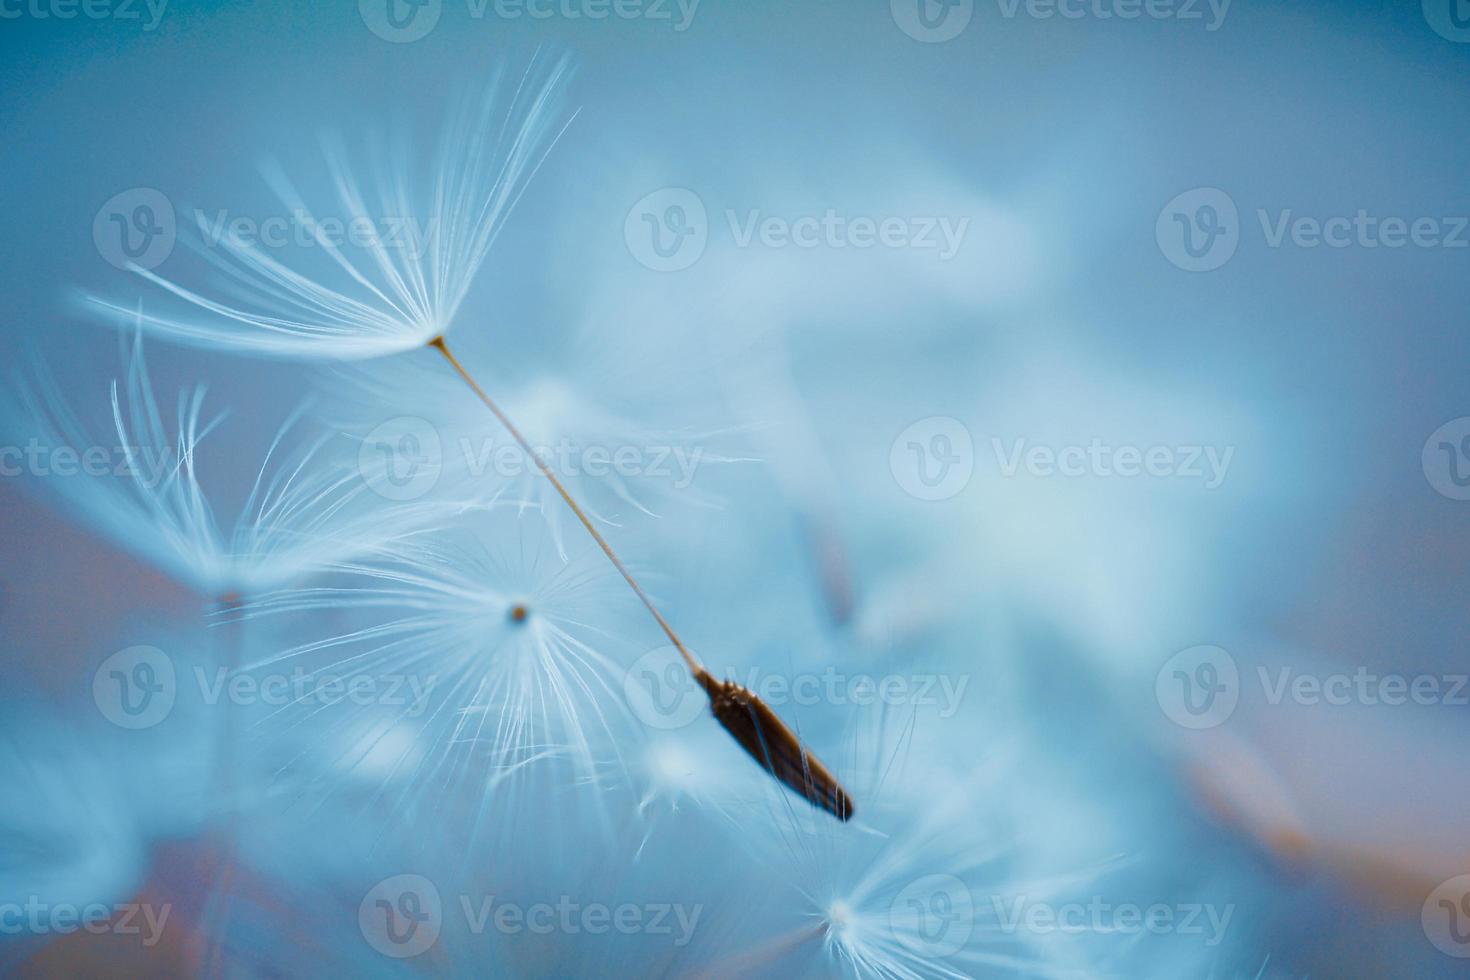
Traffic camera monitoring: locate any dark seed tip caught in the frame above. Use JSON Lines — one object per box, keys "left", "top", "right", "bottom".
{"left": 703, "top": 676, "right": 857, "bottom": 823}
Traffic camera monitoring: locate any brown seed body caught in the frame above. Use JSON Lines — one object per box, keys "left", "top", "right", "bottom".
{"left": 696, "top": 671, "right": 854, "bottom": 821}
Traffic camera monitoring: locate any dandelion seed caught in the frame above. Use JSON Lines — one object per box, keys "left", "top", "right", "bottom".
{"left": 431, "top": 335, "right": 857, "bottom": 820}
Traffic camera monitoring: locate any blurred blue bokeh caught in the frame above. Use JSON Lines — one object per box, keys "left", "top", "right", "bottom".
{"left": 1, "top": 1, "right": 1468, "bottom": 976}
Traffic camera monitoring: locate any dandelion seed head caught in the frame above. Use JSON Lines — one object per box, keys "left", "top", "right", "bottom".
{"left": 4, "top": 329, "right": 439, "bottom": 598}
{"left": 239, "top": 507, "right": 635, "bottom": 839}
{"left": 825, "top": 898, "right": 855, "bottom": 935}
{"left": 678, "top": 705, "right": 1097, "bottom": 980}
{"left": 82, "top": 53, "right": 575, "bottom": 362}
